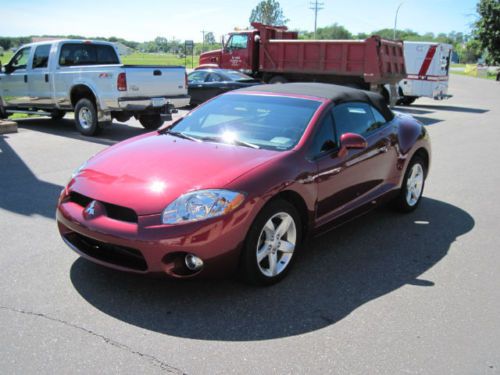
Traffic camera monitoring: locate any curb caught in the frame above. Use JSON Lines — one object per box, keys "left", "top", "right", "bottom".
{"left": 0, "top": 120, "right": 18, "bottom": 134}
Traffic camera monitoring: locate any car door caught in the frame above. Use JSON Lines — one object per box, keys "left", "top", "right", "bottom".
{"left": 221, "top": 34, "right": 251, "bottom": 71}
{"left": 28, "top": 44, "right": 53, "bottom": 107}
{"left": 1, "top": 46, "right": 32, "bottom": 107}
{"left": 313, "top": 102, "right": 395, "bottom": 226}
{"left": 187, "top": 71, "right": 209, "bottom": 104}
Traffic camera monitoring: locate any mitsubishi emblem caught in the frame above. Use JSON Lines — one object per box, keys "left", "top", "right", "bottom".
{"left": 85, "top": 200, "right": 97, "bottom": 217}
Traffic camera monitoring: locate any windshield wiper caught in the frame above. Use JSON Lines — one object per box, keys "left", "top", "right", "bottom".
{"left": 201, "top": 136, "right": 260, "bottom": 149}
{"left": 164, "top": 130, "right": 201, "bottom": 142}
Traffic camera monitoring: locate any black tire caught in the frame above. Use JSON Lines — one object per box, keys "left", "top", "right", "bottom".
{"left": 269, "top": 75, "right": 288, "bottom": 84}
{"left": 74, "top": 98, "right": 101, "bottom": 136}
{"left": 0, "top": 105, "right": 7, "bottom": 119}
{"left": 113, "top": 113, "right": 132, "bottom": 123}
{"left": 240, "top": 199, "right": 302, "bottom": 286}
{"left": 139, "top": 114, "right": 163, "bottom": 129}
{"left": 392, "top": 155, "right": 427, "bottom": 212}
{"left": 50, "top": 110, "right": 66, "bottom": 121}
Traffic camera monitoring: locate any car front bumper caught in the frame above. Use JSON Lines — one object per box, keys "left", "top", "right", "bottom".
{"left": 56, "top": 198, "right": 253, "bottom": 278}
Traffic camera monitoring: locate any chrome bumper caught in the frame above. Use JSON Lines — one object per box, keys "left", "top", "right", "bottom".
{"left": 117, "top": 95, "right": 190, "bottom": 111}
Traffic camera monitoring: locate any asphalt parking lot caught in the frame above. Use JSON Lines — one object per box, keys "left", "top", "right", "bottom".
{"left": 1, "top": 75, "right": 499, "bottom": 374}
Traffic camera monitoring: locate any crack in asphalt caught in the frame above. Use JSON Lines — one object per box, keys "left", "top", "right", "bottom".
{"left": 0, "top": 305, "right": 186, "bottom": 374}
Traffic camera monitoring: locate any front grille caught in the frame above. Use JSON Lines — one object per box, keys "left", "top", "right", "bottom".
{"left": 64, "top": 232, "right": 147, "bottom": 271}
{"left": 69, "top": 192, "right": 138, "bottom": 223}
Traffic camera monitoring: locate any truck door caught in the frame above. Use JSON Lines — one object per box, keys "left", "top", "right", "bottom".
{"left": 28, "top": 44, "right": 54, "bottom": 107}
{"left": 1, "top": 46, "right": 32, "bottom": 107}
{"left": 221, "top": 34, "right": 251, "bottom": 71}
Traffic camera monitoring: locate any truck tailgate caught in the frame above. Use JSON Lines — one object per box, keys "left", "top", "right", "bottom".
{"left": 121, "top": 66, "right": 186, "bottom": 98}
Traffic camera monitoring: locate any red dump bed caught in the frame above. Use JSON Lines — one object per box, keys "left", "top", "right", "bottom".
{"left": 254, "top": 23, "right": 406, "bottom": 85}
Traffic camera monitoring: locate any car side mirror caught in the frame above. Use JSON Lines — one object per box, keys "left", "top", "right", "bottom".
{"left": 338, "top": 132, "right": 367, "bottom": 157}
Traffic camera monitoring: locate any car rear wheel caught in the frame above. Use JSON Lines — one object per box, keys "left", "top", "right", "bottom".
{"left": 392, "top": 155, "right": 426, "bottom": 212}
{"left": 74, "top": 98, "right": 101, "bottom": 136}
{"left": 241, "top": 199, "right": 302, "bottom": 285}
{"left": 139, "top": 114, "right": 163, "bottom": 129}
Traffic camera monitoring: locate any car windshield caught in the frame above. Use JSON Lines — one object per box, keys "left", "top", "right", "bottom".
{"left": 170, "top": 94, "right": 321, "bottom": 151}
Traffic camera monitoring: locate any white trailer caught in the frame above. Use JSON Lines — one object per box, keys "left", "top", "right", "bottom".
{"left": 397, "top": 41, "right": 453, "bottom": 105}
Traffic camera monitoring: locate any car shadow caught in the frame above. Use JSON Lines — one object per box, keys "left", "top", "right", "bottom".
{"left": 70, "top": 197, "right": 474, "bottom": 341}
{"left": 0, "top": 134, "right": 63, "bottom": 219}
{"left": 15, "top": 117, "right": 149, "bottom": 146}
{"left": 410, "top": 104, "right": 489, "bottom": 114}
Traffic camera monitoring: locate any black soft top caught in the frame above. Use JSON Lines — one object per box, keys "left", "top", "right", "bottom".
{"left": 238, "top": 82, "right": 394, "bottom": 121}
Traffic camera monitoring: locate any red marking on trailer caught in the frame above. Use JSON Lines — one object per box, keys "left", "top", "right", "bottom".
{"left": 417, "top": 45, "right": 437, "bottom": 78}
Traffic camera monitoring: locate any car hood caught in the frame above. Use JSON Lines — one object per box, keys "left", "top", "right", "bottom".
{"left": 70, "top": 132, "right": 281, "bottom": 215}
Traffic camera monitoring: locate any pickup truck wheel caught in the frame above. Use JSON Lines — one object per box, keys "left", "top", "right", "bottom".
{"left": 74, "top": 98, "right": 101, "bottom": 136}
{"left": 51, "top": 110, "right": 66, "bottom": 121}
{"left": 139, "top": 114, "right": 163, "bottom": 129}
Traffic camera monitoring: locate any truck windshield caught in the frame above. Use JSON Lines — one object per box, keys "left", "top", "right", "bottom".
{"left": 170, "top": 94, "right": 321, "bottom": 151}
{"left": 59, "top": 43, "right": 119, "bottom": 66}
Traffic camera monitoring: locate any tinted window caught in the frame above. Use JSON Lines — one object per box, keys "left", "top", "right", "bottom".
{"left": 32, "top": 45, "right": 51, "bottom": 69}
{"left": 59, "top": 43, "right": 119, "bottom": 66}
{"left": 9, "top": 47, "right": 31, "bottom": 71}
{"left": 332, "top": 102, "right": 377, "bottom": 136}
{"left": 188, "top": 71, "right": 209, "bottom": 82}
{"left": 368, "top": 106, "right": 387, "bottom": 132}
{"left": 171, "top": 94, "right": 321, "bottom": 151}
{"left": 206, "top": 73, "right": 224, "bottom": 82}
{"left": 228, "top": 34, "right": 247, "bottom": 49}
{"left": 309, "top": 113, "right": 337, "bottom": 157}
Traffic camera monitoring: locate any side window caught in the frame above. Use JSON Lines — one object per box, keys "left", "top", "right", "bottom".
{"left": 206, "top": 73, "right": 223, "bottom": 82}
{"left": 332, "top": 102, "right": 377, "bottom": 136}
{"left": 32, "top": 45, "right": 51, "bottom": 69}
{"left": 309, "top": 112, "right": 337, "bottom": 158}
{"left": 59, "top": 44, "right": 96, "bottom": 66}
{"left": 9, "top": 47, "right": 31, "bottom": 71}
{"left": 228, "top": 34, "right": 248, "bottom": 50}
{"left": 368, "top": 106, "right": 387, "bottom": 132}
{"left": 188, "top": 71, "right": 208, "bottom": 82}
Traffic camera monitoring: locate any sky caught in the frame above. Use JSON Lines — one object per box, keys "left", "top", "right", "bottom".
{"left": 0, "top": 0, "right": 479, "bottom": 42}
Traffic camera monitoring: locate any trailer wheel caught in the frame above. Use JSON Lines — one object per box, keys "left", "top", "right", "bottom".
{"left": 139, "top": 114, "right": 164, "bottom": 129}
{"left": 269, "top": 75, "right": 288, "bottom": 84}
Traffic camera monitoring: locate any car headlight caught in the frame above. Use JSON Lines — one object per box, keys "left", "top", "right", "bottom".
{"left": 162, "top": 189, "right": 245, "bottom": 224}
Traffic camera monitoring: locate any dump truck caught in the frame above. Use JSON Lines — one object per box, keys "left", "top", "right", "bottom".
{"left": 199, "top": 22, "right": 406, "bottom": 101}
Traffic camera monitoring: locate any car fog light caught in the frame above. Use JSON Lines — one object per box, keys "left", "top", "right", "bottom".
{"left": 185, "top": 254, "right": 204, "bottom": 271}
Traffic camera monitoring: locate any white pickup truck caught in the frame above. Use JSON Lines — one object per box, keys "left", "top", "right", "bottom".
{"left": 0, "top": 40, "right": 189, "bottom": 135}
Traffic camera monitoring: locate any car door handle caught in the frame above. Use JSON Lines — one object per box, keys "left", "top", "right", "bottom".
{"left": 153, "top": 70, "right": 162, "bottom": 76}
{"left": 24, "top": 75, "right": 28, "bottom": 83}
{"left": 45, "top": 74, "right": 49, "bottom": 83}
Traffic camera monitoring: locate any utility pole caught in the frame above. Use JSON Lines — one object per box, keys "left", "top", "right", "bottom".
{"left": 309, "top": 0, "right": 324, "bottom": 39}
{"left": 201, "top": 30, "right": 206, "bottom": 53}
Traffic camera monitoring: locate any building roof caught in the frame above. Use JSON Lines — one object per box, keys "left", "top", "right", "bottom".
{"left": 239, "top": 82, "right": 394, "bottom": 121}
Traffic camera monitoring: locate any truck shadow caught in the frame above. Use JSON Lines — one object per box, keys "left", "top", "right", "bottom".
{"left": 70, "top": 197, "right": 474, "bottom": 341}
{"left": 14, "top": 118, "right": 149, "bottom": 146}
{"left": 411, "top": 104, "right": 489, "bottom": 114}
{"left": 0, "top": 135, "right": 63, "bottom": 219}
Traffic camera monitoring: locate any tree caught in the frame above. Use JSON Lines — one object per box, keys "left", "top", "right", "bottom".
{"left": 474, "top": 0, "right": 500, "bottom": 65}
{"left": 303, "top": 23, "right": 352, "bottom": 40}
{"left": 154, "top": 37, "right": 168, "bottom": 52}
{"left": 204, "top": 32, "right": 216, "bottom": 45}
{"left": 249, "top": 0, "right": 288, "bottom": 26}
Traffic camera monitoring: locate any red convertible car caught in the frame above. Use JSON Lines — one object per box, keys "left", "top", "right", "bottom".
{"left": 57, "top": 83, "right": 430, "bottom": 285}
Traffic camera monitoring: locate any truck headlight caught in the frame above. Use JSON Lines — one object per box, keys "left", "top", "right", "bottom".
{"left": 162, "top": 189, "right": 245, "bottom": 224}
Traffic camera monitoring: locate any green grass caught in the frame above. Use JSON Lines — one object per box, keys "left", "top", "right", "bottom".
{"left": 451, "top": 63, "right": 466, "bottom": 68}
{"left": 121, "top": 53, "right": 197, "bottom": 67}
{"left": 450, "top": 69, "right": 497, "bottom": 80}
{"left": 0, "top": 51, "right": 13, "bottom": 65}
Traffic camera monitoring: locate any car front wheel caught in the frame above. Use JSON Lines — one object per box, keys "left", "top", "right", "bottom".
{"left": 241, "top": 199, "right": 302, "bottom": 285}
